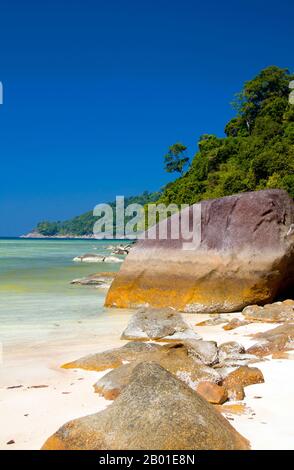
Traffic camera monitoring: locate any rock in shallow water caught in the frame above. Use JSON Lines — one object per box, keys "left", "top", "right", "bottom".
{"left": 73, "top": 253, "right": 123, "bottom": 263}
{"left": 71, "top": 271, "right": 116, "bottom": 285}
{"left": 42, "top": 362, "right": 250, "bottom": 450}
{"left": 105, "top": 189, "right": 294, "bottom": 312}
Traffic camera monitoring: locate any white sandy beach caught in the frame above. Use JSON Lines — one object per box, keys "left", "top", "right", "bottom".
{"left": 0, "top": 311, "right": 294, "bottom": 450}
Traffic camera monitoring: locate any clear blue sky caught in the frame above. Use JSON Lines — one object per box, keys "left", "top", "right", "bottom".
{"left": 0, "top": 0, "right": 293, "bottom": 235}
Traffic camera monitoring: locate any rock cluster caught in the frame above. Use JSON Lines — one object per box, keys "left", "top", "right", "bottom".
{"left": 40, "top": 187, "right": 294, "bottom": 451}
{"left": 42, "top": 362, "right": 250, "bottom": 450}
{"left": 93, "top": 343, "right": 221, "bottom": 400}
{"left": 62, "top": 309, "right": 263, "bottom": 405}
{"left": 41, "top": 305, "right": 282, "bottom": 450}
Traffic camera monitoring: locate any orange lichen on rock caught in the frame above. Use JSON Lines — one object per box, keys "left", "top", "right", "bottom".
{"left": 105, "top": 190, "right": 294, "bottom": 313}
{"left": 223, "top": 366, "right": 264, "bottom": 391}
{"left": 214, "top": 403, "right": 248, "bottom": 415}
{"left": 196, "top": 381, "right": 228, "bottom": 404}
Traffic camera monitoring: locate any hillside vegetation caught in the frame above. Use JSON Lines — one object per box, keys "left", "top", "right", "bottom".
{"left": 36, "top": 66, "right": 293, "bottom": 236}
{"left": 160, "top": 66, "right": 294, "bottom": 205}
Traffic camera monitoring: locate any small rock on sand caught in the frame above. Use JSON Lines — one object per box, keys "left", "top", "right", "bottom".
{"left": 223, "top": 318, "right": 250, "bottom": 330}
{"left": 121, "top": 307, "right": 202, "bottom": 342}
{"left": 247, "top": 322, "right": 294, "bottom": 357}
{"left": 243, "top": 300, "right": 294, "bottom": 323}
{"left": 196, "top": 315, "right": 230, "bottom": 326}
{"left": 223, "top": 366, "right": 264, "bottom": 393}
{"left": 196, "top": 381, "right": 228, "bottom": 404}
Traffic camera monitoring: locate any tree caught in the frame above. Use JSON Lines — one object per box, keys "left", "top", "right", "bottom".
{"left": 164, "top": 143, "right": 189, "bottom": 175}
{"left": 227, "top": 66, "right": 291, "bottom": 136}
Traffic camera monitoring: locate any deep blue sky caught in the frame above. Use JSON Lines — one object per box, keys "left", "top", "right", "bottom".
{"left": 0, "top": 0, "right": 293, "bottom": 235}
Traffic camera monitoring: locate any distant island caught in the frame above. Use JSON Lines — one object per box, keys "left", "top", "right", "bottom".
{"left": 24, "top": 191, "right": 161, "bottom": 238}
{"left": 27, "top": 66, "right": 294, "bottom": 238}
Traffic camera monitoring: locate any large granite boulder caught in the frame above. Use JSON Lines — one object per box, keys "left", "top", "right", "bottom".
{"left": 42, "top": 362, "right": 250, "bottom": 450}
{"left": 105, "top": 189, "right": 294, "bottom": 312}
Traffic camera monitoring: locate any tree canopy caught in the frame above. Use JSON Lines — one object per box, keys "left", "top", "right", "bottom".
{"left": 160, "top": 66, "right": 294, "bottom": 206}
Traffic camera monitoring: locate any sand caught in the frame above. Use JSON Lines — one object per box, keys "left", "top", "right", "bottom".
{"left": 0, "top": 310, "right": 293, "bottom": 450}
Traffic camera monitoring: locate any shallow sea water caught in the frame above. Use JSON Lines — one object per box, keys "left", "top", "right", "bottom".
{"left": 0, "top": 238, "right": 125, "bottom": 347}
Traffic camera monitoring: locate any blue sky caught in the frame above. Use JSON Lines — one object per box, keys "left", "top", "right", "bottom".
{"left": 0, "top": 0, "right": 293, "bottom": 235}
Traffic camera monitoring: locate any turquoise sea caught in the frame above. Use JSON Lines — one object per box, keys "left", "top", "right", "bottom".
{"left": 0, "top": 238, "right": 124, "bottom": 347}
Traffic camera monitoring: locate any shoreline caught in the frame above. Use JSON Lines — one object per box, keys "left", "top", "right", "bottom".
{"left": 1, "top": 309, "right": 294, "bottom": 450}
{"left": 19, "top": 233, "right": 97, "bottom": 239}
{"left": 15, "top": 235, "right": 133, "bottom": 241}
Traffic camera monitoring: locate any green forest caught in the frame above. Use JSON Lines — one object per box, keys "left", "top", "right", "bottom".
{"left": 36, "top": 66, "right": 294, "bottom": 236}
